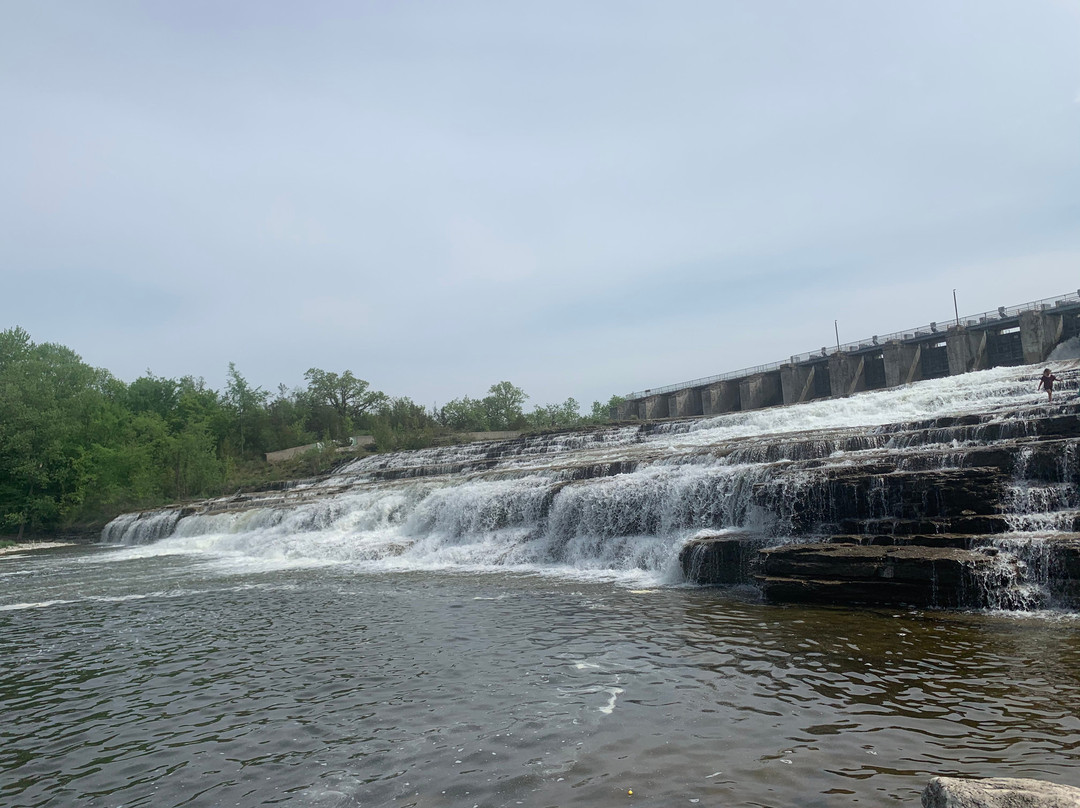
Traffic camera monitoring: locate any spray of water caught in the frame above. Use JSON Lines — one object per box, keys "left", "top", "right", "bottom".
{"left": 99, "top": 363, "right": 1079, "bottom": 598}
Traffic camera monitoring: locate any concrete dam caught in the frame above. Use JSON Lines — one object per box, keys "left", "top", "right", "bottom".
{"left": 617, "top": 291, "right": 1080, "bottom": 420}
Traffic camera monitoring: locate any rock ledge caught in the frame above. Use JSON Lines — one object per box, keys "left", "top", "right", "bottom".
{"left": 922, "top": 776, "right": 1080, "bottom": 808}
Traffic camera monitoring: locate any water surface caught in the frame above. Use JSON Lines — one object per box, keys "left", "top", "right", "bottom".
{"left": 4, "top": 544, "right": 1079, "bottom": 808}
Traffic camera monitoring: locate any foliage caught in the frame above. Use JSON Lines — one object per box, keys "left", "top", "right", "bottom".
{"left": 437, "top": 395, "right": 488, "bottom": 431}
{"left": 303, "top": 368, "right": 388, "bottom": 439}
{"left": 0, "top": 326, "right": 624, "bottom": 533}
{"left": 482, "top": 381, "right": 528, "bottom": 430}
{"left": 371, "top": 396, "right": 439, "bottom": 451}
{"left": 225, "top": 363, "right": 269, "bottom": 458}
{"left": 526, "top": 397, "right": 581, "bottom": 429}
{"left": 0, "top": 328, "right": 106, "bottom": 534}
{"left": 591, "top": 395, "right": 626, "bottom": 422}
{"left": 438, "top": 382, "right": 530, "bottom": 432}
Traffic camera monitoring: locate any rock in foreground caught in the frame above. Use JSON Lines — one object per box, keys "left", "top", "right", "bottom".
{"left": 757, "top": 543, "right": 1007, "bottom": 608}
{"left": 922, "top": 776, "right": 1080, "bottom": 808}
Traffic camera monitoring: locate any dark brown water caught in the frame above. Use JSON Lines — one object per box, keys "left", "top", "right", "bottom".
{"left": 3, "top": 544, "right": 1079, "bottom": 808}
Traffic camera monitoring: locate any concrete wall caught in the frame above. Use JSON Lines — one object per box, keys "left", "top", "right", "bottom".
{"left": 781, "top": 361, "right": 833, "bottom": 404}
{"left": 780, "top": 364, "right": 817, "bottom": 405}
{"left": 739, "top": 371, "right": 783, "bottom": 411}
{"left": 701, "top": 381, "right": 741, "bottom": 415}
{"left": 1020, "top": 310, "right": 1065, "bottom": 365}
{"left": 620, "top": 299, "right": 1077, "bottom": 421}
{"left": 266, "top": 442, "right": 324, "bottom": 463}
{"left": 266, "top": 435, "right": 376, "bottom": 463}
{"left": 673, "top": 387, "right": 703, "bottom": 417}
{"left": 465, "top": 431, "right": 522, "bottom": 441}
{"left": 642, "top": 394, "right": 670, "bottom": 419}
{"left": 883, "top": 341, "right": 922, "bottom": 388}
{"left": 946, "top": 327, "right": 987, "bottom": 375}
{"left": 829, "top": 353, "right": 866, "bottom": 397}
{"left": 621, "top": 320, "right": 1063, "bottom": 420}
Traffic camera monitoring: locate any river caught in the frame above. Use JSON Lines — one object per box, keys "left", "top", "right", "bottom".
{"left": 5, "top": 363, "right": 1080, "bottom": 807}
{"left": 3, "top": 543, "right": 1080, "bottom": 807}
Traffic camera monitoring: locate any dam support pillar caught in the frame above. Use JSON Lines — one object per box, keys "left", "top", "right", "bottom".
{"left": 673, "top": 387, "right": 703, "bottom": 417}
{"left": 883, "top": 341, "right": 923, "bottom": 387}
{"left": 642, "top": 394, "right": 669, "bottom": 420}
{"left": 946, "top": 326, "right": 987, "bottom": 375}
{"left": 829, "top": 352, "right": 867, "bottom": 397}
{"left": 616, "top": 400, "right": 639, "bottom": 420}
{"left": 781, "top": 362, "right": 829, "bottom": 404}
{"left": 739, "top": 371, "right": 783, "bottom": 411}
{"left": 702, "top": 380, "right": 741, "bottom": 415}
{"left": 1020, "top": 309, "right": 1065, "bottom": 364}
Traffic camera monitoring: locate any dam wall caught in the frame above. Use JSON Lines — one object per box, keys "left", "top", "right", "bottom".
{"left": 619, "top": 292, "right": 1080, "bottom": 419}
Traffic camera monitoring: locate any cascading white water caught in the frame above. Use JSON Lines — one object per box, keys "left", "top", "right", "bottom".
{"left": 100, "top": 508, "right": 183, "bottom": 544}
{"left": 100, "top": 363, "right": 1079, "bottom": 597}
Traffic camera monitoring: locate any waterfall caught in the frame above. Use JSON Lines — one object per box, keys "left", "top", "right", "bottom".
{"left": 100, "top": 508, "right": 184, "bottom": 544}
{"left": 100, "top": 363, "right": 1080, "bottom": 607}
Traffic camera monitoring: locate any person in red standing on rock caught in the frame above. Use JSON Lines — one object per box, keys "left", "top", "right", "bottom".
{"left": 1038, "top": 368, "right": 1057, "bottom": 402}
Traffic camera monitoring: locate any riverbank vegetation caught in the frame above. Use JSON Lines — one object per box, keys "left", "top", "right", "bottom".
{"left": 0, "top": 327, "right": 624, "bottom": 536}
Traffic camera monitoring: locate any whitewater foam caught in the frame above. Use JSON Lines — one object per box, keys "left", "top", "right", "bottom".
{"left": 96, "top": 363, "right": 1080, "bottom": 600}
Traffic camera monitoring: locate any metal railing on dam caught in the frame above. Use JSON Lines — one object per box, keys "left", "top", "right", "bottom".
{"left": 624, "top": 289, "right": 1080, "bottom": 400}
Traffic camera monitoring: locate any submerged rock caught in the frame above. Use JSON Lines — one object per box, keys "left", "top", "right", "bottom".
{"left": 921, "top": 776, "right": 1080, "bottom": 808}
{"left": 756, "top": 543, "right": 1008, "bottom": 608}
{"left": 678, "top": 533, "right": 766, "bottom": 584}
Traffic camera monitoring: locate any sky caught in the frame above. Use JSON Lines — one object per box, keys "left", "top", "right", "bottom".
{"left": 2, "top": 1, "right": 1079, "bottom": 410}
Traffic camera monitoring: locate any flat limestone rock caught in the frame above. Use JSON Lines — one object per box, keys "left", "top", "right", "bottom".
{"left": 760, "top": 542, "right": 993, "bottom": 583}
{"left": 757, "top": 543, "right": 1008, "bottom": 607}
{"left": 679, "top": 532, "right": 766, "bottom": 584}
{"left": 922, "top": 776, "right": 1080, "bottom": 808}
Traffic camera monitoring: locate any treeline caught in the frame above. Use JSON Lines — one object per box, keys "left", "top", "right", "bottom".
{"left": 0, "top": 327, "right": 623, "bottom": 534}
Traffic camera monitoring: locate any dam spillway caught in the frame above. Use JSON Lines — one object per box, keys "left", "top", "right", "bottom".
{"left": 103, "top": 361, "right": 1080, "bottom": 612}
{"left": 618, "top": 291, "right": 1080, "bottom": 419}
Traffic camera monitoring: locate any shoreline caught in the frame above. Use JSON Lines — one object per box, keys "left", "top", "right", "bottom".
{"left": 0, "top": 526, "right": 103, "bottom": 545}
{"left": 0, "top": 541, "right": 77, "bottom": 556}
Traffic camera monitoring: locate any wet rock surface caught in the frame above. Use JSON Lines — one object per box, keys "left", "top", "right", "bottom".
{"left": 678, "top": 532, "right": 766, "bottom": 585}
{"left": 757, "top": 543, "right": 1009, "bottom": 608}
{"left": 921, "top": 776, "right": 1080, "bottom": 808}
{"left": 680, "top": 391, "right": 1080, "bottom": 608}
{"left": 103, "top": 366, "right": 1080, "bottom": 611}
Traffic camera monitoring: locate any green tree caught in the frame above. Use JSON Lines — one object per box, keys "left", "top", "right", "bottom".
{"left": 482, "top": 381, "right": 528, "bottom": 430}
{"left": 225, "top": 363, "right": 268, "bottom": 458}
{"left": 590, "top": 394, "right": 625, "bottom": 422}
{"left": 370, "top": 396, "right": 438, "bottom": 451}
{"left": 0, "top": 328, "right": 111, "bottom": 533}
{"left": 527, "top": 397, "right": 582, "bottom": 429}
{"left": 178, "top": 376, "right": 228, "bottom": 447}
{"left": 303, "top": 368, "right": 387, "bottom": 439}
{"left": 169, "top": 420, "right": 223, "bottom": 499}
{"left": 263, "top": 384, "right": 316, "bottom": 452}
{"left": 438, "top": 396, "right": 488, "bottom": 431}
{"left": 124, "top": 373, "right": 180, "bottom": 422}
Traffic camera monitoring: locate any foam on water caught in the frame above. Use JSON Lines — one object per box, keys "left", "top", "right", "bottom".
{"left": 97, "top": 363, "right": 1079, "bottom": 596}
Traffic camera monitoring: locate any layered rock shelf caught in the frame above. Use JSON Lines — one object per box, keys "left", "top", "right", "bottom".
{"left": 104, "top": 364, "right": 1080, "bottom": 612}
{"left": 681, "top": 391, "right": 1080, "bottom": 609}
{"left": 758, "top": 542, "right": 1015, "bottom": 609}
{"left": 921, "top": 776, "right": 1080, "bottom": 808}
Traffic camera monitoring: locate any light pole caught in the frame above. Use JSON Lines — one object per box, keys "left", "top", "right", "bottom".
{"left": 953, "top": 289, "right": 960, "bottom": 328}
{"left": 834, "top": 320, "right": 840, "bottom": 352}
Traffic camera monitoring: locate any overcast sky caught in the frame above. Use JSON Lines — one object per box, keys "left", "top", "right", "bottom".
{"left": 3, "top": 1, "right": 1079, "bottom": 409}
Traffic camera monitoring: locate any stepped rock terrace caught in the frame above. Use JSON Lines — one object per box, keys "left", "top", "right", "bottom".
{"left": 103, "top": 362, "right": 1080, "bottom": 612}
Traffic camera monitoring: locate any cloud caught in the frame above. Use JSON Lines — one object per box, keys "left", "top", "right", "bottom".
{"left": 1, "top": 0, "right": 1079, "bottom": 408}
{"left": 443, "top": 217, "right": 537, "bottom": 285}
